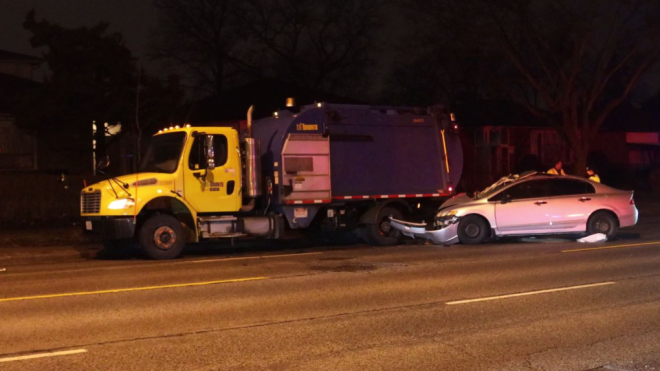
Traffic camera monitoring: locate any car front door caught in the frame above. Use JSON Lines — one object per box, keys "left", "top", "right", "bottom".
{"left": 491, "top": 179, "right": 551, "bottom": 234}
{"left": 546, "top": 178, "right": 597, "bottom": 231}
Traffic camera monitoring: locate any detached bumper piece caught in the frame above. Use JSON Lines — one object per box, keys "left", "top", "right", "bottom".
{"left": 83, "top": 217, "right": 136, "bottom": 240}
{"left": 389, "top": 217, "right": 459, "bottom": 245}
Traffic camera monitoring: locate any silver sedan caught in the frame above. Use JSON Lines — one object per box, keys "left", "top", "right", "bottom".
{"left": 390, "top": 172, "right": 638, "bottom": 244}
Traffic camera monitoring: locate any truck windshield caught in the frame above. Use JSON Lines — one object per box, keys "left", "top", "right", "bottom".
{"left": 139, "top": 132, "right": 186, "bottom": 174}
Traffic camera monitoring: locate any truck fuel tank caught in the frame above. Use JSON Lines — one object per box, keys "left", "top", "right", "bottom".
{"left": 242, "top": 138, "right": 262, "bottom": 197}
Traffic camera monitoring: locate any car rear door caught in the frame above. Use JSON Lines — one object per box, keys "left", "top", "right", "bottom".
{"left": 545, "top": 178, "right": 598, "bottom": 232}
{"left": 492, "top": 179, "right": 551, "bottom": 234}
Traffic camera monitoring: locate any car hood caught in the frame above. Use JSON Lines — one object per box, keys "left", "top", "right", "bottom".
{"left": 439, "top": 193, "right": 474, "bottom": 210}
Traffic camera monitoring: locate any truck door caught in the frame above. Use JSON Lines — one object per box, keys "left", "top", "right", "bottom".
{"left": 184, "top": 133, "right": 241, "bottom": 212}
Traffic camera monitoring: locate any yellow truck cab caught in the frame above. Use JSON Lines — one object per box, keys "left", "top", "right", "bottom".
{"left": 81, "top": 125, "right": 266, "bottom": 259}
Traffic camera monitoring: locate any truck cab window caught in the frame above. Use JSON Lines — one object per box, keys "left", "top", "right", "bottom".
{"left": 189, "top": 135, "right": 228, "bottom": 170}
{"left": 139, "top": 132, "right": 186, "bottom": 174}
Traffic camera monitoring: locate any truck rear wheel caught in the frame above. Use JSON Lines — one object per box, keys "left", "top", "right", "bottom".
{"left": 364, "top": 207, "right": 403, "bottom": 246}
{"left": 139, "top": 214, "right": 186, "bottom": 260}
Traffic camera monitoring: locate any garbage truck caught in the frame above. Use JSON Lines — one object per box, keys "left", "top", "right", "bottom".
{"left": 80, "top": 102, "right": 462, "bottom": 259}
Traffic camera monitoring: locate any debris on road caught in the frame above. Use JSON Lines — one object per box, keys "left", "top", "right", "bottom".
{"left": 577, "top": 233, "right": 608, "bottom": 243}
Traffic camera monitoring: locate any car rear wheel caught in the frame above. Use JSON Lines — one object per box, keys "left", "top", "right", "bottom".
{"left": 587, "top": 211, "right": 619, "bottom": 239}
{"left": 457, "top": 215, "right": 490, "bottom": 245}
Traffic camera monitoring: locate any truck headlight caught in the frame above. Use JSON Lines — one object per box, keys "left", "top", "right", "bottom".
{"left": 108, "top": 198, "right": 135, "bottom": 210}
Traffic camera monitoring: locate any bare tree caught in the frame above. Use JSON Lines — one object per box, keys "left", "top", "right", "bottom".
{"left": 237, "top": 0, "right": 384, "bottom": 96}
{"left": 406, "top": 0, "right": 660, "bottom": 172}
{"left": 150, "top": 0, "right": 256, "bottom": 96}
{"left": 385, "top": 0, "right": 499, "bottom": 105}
{"left": 150, "top": 0, "right": 385, "bottom": 98}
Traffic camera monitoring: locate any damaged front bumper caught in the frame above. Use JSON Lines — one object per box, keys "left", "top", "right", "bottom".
{"left": 389, "top": 217, "right": 459, "bottom": 245}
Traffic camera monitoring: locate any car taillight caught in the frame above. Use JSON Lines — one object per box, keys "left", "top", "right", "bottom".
{"left": 630, "top": 197, "right": 635, "bottom": 205}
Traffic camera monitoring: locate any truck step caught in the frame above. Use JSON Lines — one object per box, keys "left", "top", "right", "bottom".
{"left": 198, "top": 216, "right": 238, "bottom": 222}
{"left": 201, "top": 232, "right": 248, "bottom": 239}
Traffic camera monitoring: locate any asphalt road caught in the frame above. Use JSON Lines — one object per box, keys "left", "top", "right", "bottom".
{"left": 1, "top": 218, "right": 660, "bottom": 371}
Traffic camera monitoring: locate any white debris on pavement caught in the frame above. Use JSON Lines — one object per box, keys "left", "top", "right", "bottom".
{"left": 577, "top": 233, "right": 608, "bottom": 243}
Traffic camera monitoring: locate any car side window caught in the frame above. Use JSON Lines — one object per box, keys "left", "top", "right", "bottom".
{"left": 492, "top": 180, "right": 549, "bottom": 201}
{"left": 189, "top": 134, "right": 228, "bottom": 170}
{"left": 548, "top": 179, "right": 595, "bottom": 197}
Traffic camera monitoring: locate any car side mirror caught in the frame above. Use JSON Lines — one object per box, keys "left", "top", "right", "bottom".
{"left": 204, "top": 135, "right": 215, "bottom": 170}
{"left": 501, "top": 194, "right": 512, "bottom": 204}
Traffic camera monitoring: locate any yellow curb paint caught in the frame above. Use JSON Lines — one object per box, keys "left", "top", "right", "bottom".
{"left": 0, "top": 349, "right": 88, "bottom": 363}
{"left": 562, "top": 241, "right": 660, "bottom": 253}
{"left": 0, "top": 277, "right": 267, "bottom": 303}
{"left": 446, "top": 281, "right": 615, "bottom": 305}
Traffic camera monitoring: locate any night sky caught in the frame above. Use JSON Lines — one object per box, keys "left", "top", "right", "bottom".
{"left": 1, "top": 0, "right": 156, "bottom": 63}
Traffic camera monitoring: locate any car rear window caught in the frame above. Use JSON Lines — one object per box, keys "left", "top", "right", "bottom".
{"left": 548, "top": 179, "right": 595, "bottom": 196}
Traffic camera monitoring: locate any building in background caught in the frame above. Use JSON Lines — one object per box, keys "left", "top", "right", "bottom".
{"left": 455, "top": 99, "right": 660, "bottom": 193}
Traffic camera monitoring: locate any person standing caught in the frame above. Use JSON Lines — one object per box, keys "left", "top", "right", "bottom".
{"left": 547, "top": 161, "right": 566, "bottom": 175}
{"left": 586, "top": 167, "right": 601, "bottom": 183}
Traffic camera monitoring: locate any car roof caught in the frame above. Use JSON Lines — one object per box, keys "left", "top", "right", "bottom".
{"left": 509, "top": 172, "right": 624, "bottom": 193}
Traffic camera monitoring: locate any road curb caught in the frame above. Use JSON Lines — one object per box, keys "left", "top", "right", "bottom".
{"left": 0, "top": 244, "right": 100, "bottom": 264}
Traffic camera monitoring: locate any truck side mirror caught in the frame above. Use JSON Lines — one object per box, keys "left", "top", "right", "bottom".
{"left": 96, "top": 156, "right": 110, "bottom": 173}
{"left": 204, "top": 135, "right": 215, "bottom": 170}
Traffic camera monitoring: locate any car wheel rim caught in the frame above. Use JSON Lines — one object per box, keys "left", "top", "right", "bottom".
{"left": 154, "top": 226, "right": 177, "bottom": 250}
{"left": 595, "top": 219, "right": 610, "bottom": 233}
{"left": 465, "top": 223, "right": 480, "bottom": 238}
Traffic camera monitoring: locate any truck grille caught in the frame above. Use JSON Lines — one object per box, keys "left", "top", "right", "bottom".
{"left": 81, "top": 192, "right": 101, "bottom": 214}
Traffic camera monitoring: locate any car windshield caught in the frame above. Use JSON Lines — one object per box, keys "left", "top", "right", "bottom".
{"left": 138, "top": 132, "right": 187, "bottom": 174}
{"left": 476, "top": 175, "right": 518, "bottom": 199}
{"left": 476, "top": 171, "right": 538, "bottom": 199}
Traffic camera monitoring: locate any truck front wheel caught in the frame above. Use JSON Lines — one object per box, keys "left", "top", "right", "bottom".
{"left": 139, "top": 214, "right": 186, "bottom": 260}
{"left": 364, "top": 207, "right": 403, "bottom": 246}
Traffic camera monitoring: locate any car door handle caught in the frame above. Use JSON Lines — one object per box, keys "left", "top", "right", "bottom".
{"left": 534, "top": 201, "right": 547, "bottom": 205}
{"left": 579, "top": 197, "right": 591, "bottom": 202}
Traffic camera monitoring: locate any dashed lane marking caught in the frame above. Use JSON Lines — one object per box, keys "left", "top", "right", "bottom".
{"left": 445, "top": 281, "right": 615, "bottom": 305}
{"left": 0, "top": 349, "right": 88, "bottom": 363}
{"left": 562, "top": 241, "right": 660, "bottom": 253}
{"left": 0, "top": 277, "right": 267, "bottom": 303}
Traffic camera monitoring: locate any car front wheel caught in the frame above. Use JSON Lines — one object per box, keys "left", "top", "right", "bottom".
{"left": 457, "top": 215, "right": 490, "bottom": 245}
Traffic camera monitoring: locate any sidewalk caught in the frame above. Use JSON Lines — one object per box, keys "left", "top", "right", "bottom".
{"left": 0, "top": 224, "right": 99, "bottom": 263}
